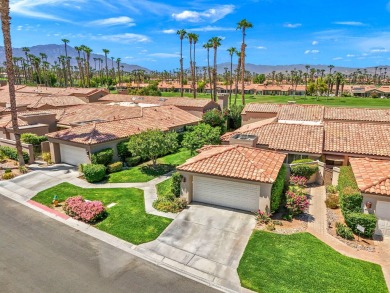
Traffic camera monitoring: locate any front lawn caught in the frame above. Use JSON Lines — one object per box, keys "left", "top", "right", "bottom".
{"left": 156, "top": 177, "right": 173, "bottom": 199}
{"left": 238, "top": 231, "right": 388, "bottom": 293}
{"left": 32, "top": 182, "right": 172, "bottom": 244}
{"left": 108, "top": 149, "right": 192, "bottom": 183}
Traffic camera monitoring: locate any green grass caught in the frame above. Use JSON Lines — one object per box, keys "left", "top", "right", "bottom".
{"left": 32, "top": 182, "right": 172, "bottom": 244}
{"left": 108, "top": 149, "right": 193, "bottom": 183}
{"left": 238, "top": 231, "right": 388, "bottom": 293}
{"left": 156, "top": 178, "right": 173, "bottom": 199}
{"left": 161, "top": 92, "right": 390, "bottom": 108}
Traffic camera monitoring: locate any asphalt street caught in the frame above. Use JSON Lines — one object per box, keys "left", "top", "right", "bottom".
{"left": 0, "top": 195, "right": 220, "bottom": 293}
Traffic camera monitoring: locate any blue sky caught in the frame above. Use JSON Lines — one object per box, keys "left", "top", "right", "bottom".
{"left": 6, "top": 0, "right": 390, "bottom": 70}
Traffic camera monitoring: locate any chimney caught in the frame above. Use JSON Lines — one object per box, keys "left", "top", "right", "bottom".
{"left": 229, "top": 133, "right": 258, "bottom": 148}
{"left": 217, "top": 94, "right": 228, "bottom": 109}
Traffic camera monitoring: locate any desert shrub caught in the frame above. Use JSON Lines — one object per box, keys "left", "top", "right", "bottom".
{"left": 325, "top": 194, "right": 339, "bottom": 209}
{"left": 19, "top": 166, "right": 28, "bottom": 174}
{"left": 344, "top": 212, "right": 377, "bottom": 238}
{"left": 117, "top": 141, "right": 131, "bottom": 161}
{"left": 107, "top": 161, "right": 123, "bottom": 173}
{"left": 83, "top": 164, "right": 106, "bottom": 183}
{"left": 63, "top": 196, "right": 107, "bottom": 224}
{"left": 0, "top": 146, "right": 29, "bottom": 163}
{"left": 21, "top": 133, "right": 47, "bottom": 145}
{"left": 171, "top": 172, "right": 182, "bottom": 197}
{"left": 2, "top": 171, "right": 15, "bottom": 180}
{"left": 338, "top": 166, "right": 358, "bottom": 192}
{"left": 270, "top": 165, "right": 287, "bottom": 213}
{"left": 125, "top": 156, "right": 141, "bottom": 167}
{"left": 289, "top": 175, "right": 307, "bottom": 187}
{"left": 91, "top": 148, "right": 113, "bottom": 166}
{"left": 256, "top": 210, "right": 271, "bottom": 224}
{"left": 285, "top": 190, "right": 309, "bottom": 216}
{"left": 339, "top": 187, "right": 363, "bottom": 214}
{"left": 326, "top": 185, "right": 338, "bottom": 194}
{"left": 336, "top": 222, "right": 354, "bottom": 240}
{"left": 290, "top": 159, "right": 318, "bottom": 179}
{"left": 152, "top": 197, "right": 188, "bottom": 213}
{"left": 42, "top": 152, "right": 51, "bottom": 164}
{"left": 265, "top": 222, "right": 276, "bottom": 231}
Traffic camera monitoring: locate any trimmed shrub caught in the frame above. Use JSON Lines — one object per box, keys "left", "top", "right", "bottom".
{"left": 289, "top": 175, "right": 307, "bottom": 187}
{"left": 42, "top": 152, "right": 51, "bottom": 164}
{"left": 117, "top": 141, "right": 131, "bottom": 161}
{"left": 83, "top": 164, "right": 106, "bottom": 183}
{"left": 91, "top": 148, "right": 113, "bottom": 166}
{"left": 326, "top": 185, "right": 338, "bottom": 194}
{"left": 339, "top": 187, "right": 362, "bottom": 214}
{"left": 63, "top": 196, "right": 107, "bottom": 224}
{"left": 171, "top": 172, "right": 182, "bottom": 197}
{"left": 107, "top": 161, "right": 123, "bottom": 173}
{"left": 125, "top": 156, "right": 141, "bottom": 167}
{"left": 152, "top": 197, "right": 188, "bottom": 213}
{"left": 256, "top": 210, "right": 271, "bottom": 224}
{"left": 19, "top": 166, "right": 28, "bottom": 174}
{"left": 336, "top": 222, "right": 354, "bottom": 240}
{"left": 325, "top": 194, "right": 339, "bottom": 209}
{"left": 344, "top": 212, "right": 377, "bottom": 238}
{"left": 290, "top": 159, "right": 318, "bottom": 179}
{"left": 21, "top": 133, "right": 47, "bottom": 145}
{"left": 285, "top": 190, "right": 309, "bottom": 216}
{"left": 338, "top": 166, "right": 358, "bottom": 192}
{"left": 2, "top": 171, "right": 15, "bottom": 180}
{"left": 270, "top": 165, "right": 287, "bottom": 213}
{"left": 0, "top": 146, "right": 29, "bottom": 163}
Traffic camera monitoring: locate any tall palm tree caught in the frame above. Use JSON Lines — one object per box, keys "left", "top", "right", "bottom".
{"left": 234, "top": 51, "right": 242, "bottom": 104}
{"left": 203, "top": 42, "right": 213, "bottom": 100}
{"left": 176, "top": 29, "right": 186, "bottom": 97}
{"left": 187, "top": 33, "right": 194, "bottom": 95}
{"left": 102, "top": 49, "right": 110, "bottom": 86}
{"left": 210, "top": 37, "right": 222, "bottom": 102}
{"left": 192, "top": 33, "right": 199, "bottom": 99}
{"left": 305, "top": 65, "right": 310, "bottom": 97}
{"left": 61, "top": 39, "right": 70, "bottom": 86}
{"left": 237, "top": 19, "right": 253, "bottom": 105}
{"left": 116, "top": 58, "right": 121, "bottom": 83}
{"left": 0, "top": 0, "right": 25, "bottom": 166}
{"left": 83, "top": 46, "right": 92, "bottom": 87}
{"left": 227, "top": 47, "right": 237, "bottom": 106}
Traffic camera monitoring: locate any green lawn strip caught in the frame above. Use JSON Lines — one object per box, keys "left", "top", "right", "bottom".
{"left": 156, "top": 178, "right": 173, "bottom": 199}
{"left": 238, "top": 231, "right": 388, "bottom": 293}
{"left": 32, "top": 182, "right": 172, "bottom": 244}
{"left": 161, "top": 92, "right": 390, "bottom": 108}
{"left": 108, "top": 149, "right": 193, "bottom": 183}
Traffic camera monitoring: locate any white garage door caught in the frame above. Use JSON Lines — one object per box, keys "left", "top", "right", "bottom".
{"left": 60, "top": 144, "right": 89, "bottom": 166}
{"left": 376, "top": 201, "right": 390, "bottom": 237}
{"left": 193, "top": 176, "right": 260, "bottom": 212}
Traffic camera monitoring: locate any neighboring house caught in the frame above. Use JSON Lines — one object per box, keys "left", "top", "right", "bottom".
{"left": 177, "top": 145, "right": 286, "bottom": 212}
{"left": 324, "top": 107, "right": 390, "bottom": 124}
{"left": 47, "top": 106, "right": 201, "bottom": 166}
{"left": 241, "top": 103, "right": 281, "bottom": 125}
{"left": 349, "top": 157, "right": 390, "bottom": 237}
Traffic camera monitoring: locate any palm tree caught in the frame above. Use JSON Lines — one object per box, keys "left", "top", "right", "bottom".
{"left": 83, "top": 46, "right": 92, "bottom": 87}
{"left": 176, "top": 29, "right": 187, "bottom": 97}
{"left": 227, "top": 47, "right": 237, "bottom": 106}
{"left": 192, "top": 33, "right": 199, "bottom": 99}
{"left": 210, "top": 37, "right": 222, "bottom": 102}
{"left": 234, "top": 51, "right": 242, "bottom": 105}
{"left": 187, "top": 33, "right": 194, "bottom": 95}
{"left": 0, "top": 0, "right": 25, "bottom": 166}
{"left": 237, "top": 19, "right": 253, "bottom": 105}
{"left": 116, "top": 58, "right": 121, "bottom": 83}
{"left": 305, "top": 65, "right": 310, "bottom": 97}
{"left": 203, "top": 42, "right": 213, "bottom": 100}
{"left": 102, "top": 49, "right": 110, "bottom": 86}
{"left": 62, "top": 38, "right": 70, "bottom": 86}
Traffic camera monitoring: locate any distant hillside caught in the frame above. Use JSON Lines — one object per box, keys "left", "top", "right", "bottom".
{"left": 0, "top": 44, "right": 149, "bottom": 72}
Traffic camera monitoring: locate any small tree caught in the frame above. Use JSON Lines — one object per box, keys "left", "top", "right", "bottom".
{"left": 127, "top": 129, "right": 178, "bottom": 167}
{"left": 182, "top": 123, "right": 221, "bottom": 154}
{"left": 202, "top": 109, "right": 226, "bottom": 133}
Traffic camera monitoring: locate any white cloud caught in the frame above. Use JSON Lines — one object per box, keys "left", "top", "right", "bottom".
{"left": 256, "top": 46, "right": 267, "bottom": 50}
{"left": 333, "top": 21, "right": 365, "bottom": 26}
{"left": 93, "top": 33, "right": 150, "bottom": 44}
{"left": 346, "top": 54, "right": 355, "bottom": 57}
{"left": 333, "top": 57, "right": 343, "bottom": 60}
{"left": 88, "top": 16, "right": 135, "bottom": 27}
{"left": 187, "top": 26, "right": 235, "bottom": 32}
{"left": 172, "top": 5, "right": 234, "bottom": 23}
{"left": 312, "top": 41, "right": 318, "bottom": 45}
{"left": 284, "top": 23, "right": 301, "bottom": 28}
{"left": 16, "top": 25, "right": 23, "bottom": 31}
{"left": 149, "top": 53, "right": 180, "bottom": 58}
{"left": 370, "top": 47, "right": 389, "bottom": 53}
{"left": 162, "top": 29, "right": 176, "bottom": 34}
{"left": 304, "top": 49, "right": 320, "bottom": 54}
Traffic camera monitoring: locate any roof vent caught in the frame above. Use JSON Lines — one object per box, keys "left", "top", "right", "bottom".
{"left": 230, "top": 134, "right": 258, "bottom": 147}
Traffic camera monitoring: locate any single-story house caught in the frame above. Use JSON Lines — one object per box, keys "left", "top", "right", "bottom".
{"left": 349, "top": 157, "right": 390, "bottom": 237}
{"left": 47, "top": 106, "right": 201, "bottom": 166}
{"left": 324, "top": 107, "right": 390, "bottom": 124}
{"left": 177, "top": 144, "right": 286, "bottom": 212}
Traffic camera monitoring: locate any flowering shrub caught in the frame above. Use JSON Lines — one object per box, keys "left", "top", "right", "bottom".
{"left": 63, "top": 196, "right": 107, "bottom": 224}
{"left": 256, "top": 210, "right": 271, "bottom": 224}
{"left": 289, "top": 175, "right": 308, "bottom": 187}
{"left": 285, "top": 190, "right": 309, "bottom": 216}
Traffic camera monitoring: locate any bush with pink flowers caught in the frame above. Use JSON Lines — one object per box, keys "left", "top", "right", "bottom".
{"left": 63, "top": 196, "right": 107, "bottom": 223}
{"left": 255, "top": 210, "right": 271, "bottom": 224}
{"left": 285, "top": 190, "right": 309, "bottom": 216}
{"left": 289, "top": 175, "right": 308, "bottom": 187}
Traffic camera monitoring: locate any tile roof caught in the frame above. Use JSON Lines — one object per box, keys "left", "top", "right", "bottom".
{"left": 242, "top": 103, "right": 282, "bottom": 114}
{"left": 278, "top": 104, "right": 324, "bottom": 122}
{"left": 177, "top": 145, "right": 286, "bottom": 183}
{"left": 0, "top": 114, "right": 29, "bottom": 128}
{"left": 28, "top": 95, "right": 86, "bottom": 109}
{"left": 349, "top": 157, "right": 390, "bottom": 196}
{"left": 324, "top": 107, "right": 390, "bottom": 123}
{"left": 324, "top": 122, "right": 390, "bottom": 157}
{"left": 47, "top": 106, "right": 201, "bottom": 145}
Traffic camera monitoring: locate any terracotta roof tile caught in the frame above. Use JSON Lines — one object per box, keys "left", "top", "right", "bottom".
{"left": 242, "top": 103, "right": 282, "bottom": 114}
{"left": 324, "top": 107, "right": 390, "bottom": 123}
{"left": 278, "top": 104, "right": 324, "bottom": 122}
{"left": 350, "top": 157, "right": 390, "bottom": 196}
{"left": 177, "top": 145, "right": 286, "bottom": 183}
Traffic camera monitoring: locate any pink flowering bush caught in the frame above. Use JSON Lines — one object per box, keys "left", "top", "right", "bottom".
{"left": 255, "top": 209, "right": 271, "bottom": 224}
{"left": 290, "top": 175, "right": 308, "bottom": 187}
{"left": 285, "top": 190, "right": 309, "bottom": 216}
{"left": 63, "top": 196, "right": 107, "bottom": 224}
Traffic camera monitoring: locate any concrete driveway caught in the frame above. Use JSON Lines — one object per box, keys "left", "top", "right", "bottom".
{"left": 139, "top": 203, "right": 256, "bottom": 289}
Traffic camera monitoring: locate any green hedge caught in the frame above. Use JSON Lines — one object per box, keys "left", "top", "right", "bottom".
{"left": 171, "top": 172, "right": 182, "bottom": 197}
{"left": 338, "top": 166, "right": 359, "bottom": 192}
{"left": 344, "top": 212, "right": 377, "bottom": 238}
{"left": 83, "top": 164, "right": 106, "bottom": 183}
{"left": 107, "top": 161, "right": 123, "bottom": 173}
{"left": 125, "top": 156, "right": 141, "bottom": 167}
{"left": 270, "top": 164, "right": 287, "bottom": 213}
{"left": 336, "top": 222, "right": 354, "bottom": 240}
{"left": 0, "top": 146, "right": 29, "bottom": 163}
{"left": 91, "top": 148, "right": 113, "bottom": 166}
{"left": 117, "top": 141, "right": 131, "bottom": 160}
{"left": 20, "top": 133, "right": 48, "bottom": 146}
{"left": 339, "top": 186, "right": 363, "bottom": 214}
{"left": 290, "top": 159, "right": 318, "bottom": 179}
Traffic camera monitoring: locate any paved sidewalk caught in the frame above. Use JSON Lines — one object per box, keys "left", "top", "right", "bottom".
{"left": 308, "top": 186, "right": 390, "bottom": 290}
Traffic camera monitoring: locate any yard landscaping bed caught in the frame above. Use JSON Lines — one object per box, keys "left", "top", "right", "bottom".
{"left": 238, "top": 231, "right": 388, "bottom": 293}
{"left": 32, "top": 182, "right": 172, "bottom": 244}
